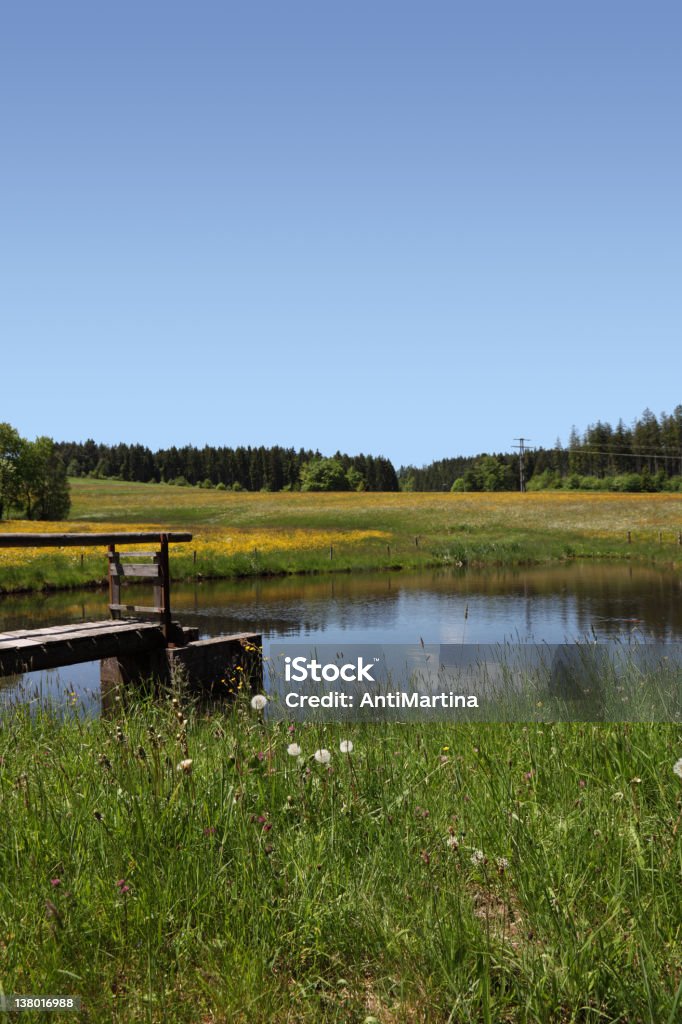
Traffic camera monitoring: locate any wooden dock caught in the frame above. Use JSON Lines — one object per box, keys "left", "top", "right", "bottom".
{"left": 0, "top": 619, "right": 168, "bottom": 676}
{"left": 0, "top": 532, "right": 262, "bottom": 691}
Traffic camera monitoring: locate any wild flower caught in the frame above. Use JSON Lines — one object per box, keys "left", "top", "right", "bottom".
{"left": 339, "top": 740, "right": 353, "bottom": 753}
{"left": 496, "top": 857, "right": 509, "bottom": 872}
{"left": 50, "top": 878, "right": 61, "bottom": 887}
{"left": 115, "top": 879, "right": 131, "bottom": 895}
{"left": 446, "top": 835, "right": 459, "bottom": 850}
{"left": 287, "top": 743, "right": 302, "bottom": 757}
{"left": 177, "top": 759, "right": 193, "bottom": 773}
{"left": 314, "top": 749, "right": 331, "bottom": 764}
{"left": 470, "top": 849, "right": 486, "bottom": 866}
{"left": 673, "top": 758, "right": 682, "bottom": 779}
{"left": 250, "top": 694, "right": 267, "bottom": 711}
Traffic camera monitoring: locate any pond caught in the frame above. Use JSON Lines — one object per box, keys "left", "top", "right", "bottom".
{"left": 1, "top": 561, "right": 681, "bottom": 714}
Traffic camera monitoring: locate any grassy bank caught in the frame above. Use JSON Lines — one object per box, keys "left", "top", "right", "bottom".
{"left": 1, "top": 479, "right": 682, "bottom": 594}
{"left": 1, "top": 691, "right": 681, "bottom": 1023}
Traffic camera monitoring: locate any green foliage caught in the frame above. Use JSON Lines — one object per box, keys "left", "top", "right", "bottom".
{"left": 0, "top": 424, "right": 70, "bottom": 520}
{"left": 300, "top": 457, "right": 352, "bottom": 492}
{"left": 526, "top": 469, "right": 562, "bottom": 491}
{"left": 452, "top": 456, "right": 515, "bottom": 492}
{"left": 0, "top": 421, "right": 24, "bottom": 518}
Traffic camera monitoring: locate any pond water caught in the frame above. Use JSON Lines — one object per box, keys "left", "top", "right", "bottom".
{"left": 2, "top": 561, "right": 681, "bottom": 714}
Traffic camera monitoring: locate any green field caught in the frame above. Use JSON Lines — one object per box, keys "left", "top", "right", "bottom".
{"left": 2, "top": 480, "right": 682, "bottom": 1022}
{"left": 1, "top": 478, "right": 682, "bottom": 594}
{"left": 2, "top": 691, "right": 681, "bottom": 1024}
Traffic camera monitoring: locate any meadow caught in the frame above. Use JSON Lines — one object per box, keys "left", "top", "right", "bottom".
{"left": 1, "top": 687, "right": 681, "bottom": 1024}
{"left": 1, "top": 478, "right": 682, "bottom": 594}
{"left": 2, "top": 481, "right": 682, "bottom": 1022}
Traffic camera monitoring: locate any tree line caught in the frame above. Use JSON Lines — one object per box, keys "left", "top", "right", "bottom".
{"left": 3, "top": 404, "right": 680, "bottom": 523}
{"left": 55, "top": 440, "right": 400, "bottom": 492}
{"left": 0, "top": 423, "right": 71, "bottom": 520}
{"left": 398, "top": 406, "right": 682, "bottom": 492}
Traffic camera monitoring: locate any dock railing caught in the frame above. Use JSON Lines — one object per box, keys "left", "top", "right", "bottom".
{"left": 0, "top": 532, "right": 192, "bottom": 642}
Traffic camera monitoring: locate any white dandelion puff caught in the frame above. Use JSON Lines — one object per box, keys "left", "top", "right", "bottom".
{"left": 673, "top": 758, "right": 682, "bottom": 780}
{"left": 287, "top": 743, "right": 302, "bottom": 757}
{"left": 250, "top": 694, "right": 267, "bottom": 711}
{"left": 176, "top": 759, "right": 193, "bottom": 774}
{"left": 314, "top": 749, "right": 331, "bottom": 764}
{"left": 339, "top": 740, "right": 354, "bottom": 754}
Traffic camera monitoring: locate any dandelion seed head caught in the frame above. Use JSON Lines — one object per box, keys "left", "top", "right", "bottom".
{"left": 673, "top": 758, "right": 682, "bottom": 780}
{"left": 339, "top": 740, "right": 353, "bottom": 754}
{"left": 177, "top": 758, "right": 193, "bottom": 774}
{"left": 250, "top": 694, "right": 267, "bottom": 711}
{"left": 314, "top": 748, "right": 331, "bottom": 764}
{"left": 287, "top": 743, "right": 302, "bottom": 757}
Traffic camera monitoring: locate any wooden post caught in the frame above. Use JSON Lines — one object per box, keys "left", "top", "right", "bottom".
{"left": 108, "top": 544, "right": 120, "bottom": 618}
{"left": 158, "top": 535, "right": 172, "bottom": 642}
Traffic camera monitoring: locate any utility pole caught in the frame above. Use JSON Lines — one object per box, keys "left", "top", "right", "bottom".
{"left": 513, "top": 438, "right": 531, "bottom": 493}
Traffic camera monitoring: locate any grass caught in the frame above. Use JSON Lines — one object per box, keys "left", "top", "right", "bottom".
{"left": 1, "top": 479, "right": 682, "bottom": 594}
{"left": 2, "top": 482, "right": 682, "bottom": 1021}
{"left": 1, "top": 687, "right": 681, "bottom": 1023}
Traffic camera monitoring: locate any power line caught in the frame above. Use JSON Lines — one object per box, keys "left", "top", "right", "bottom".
{"left": 559, "top": 447, "right": 679, "bottom": 463}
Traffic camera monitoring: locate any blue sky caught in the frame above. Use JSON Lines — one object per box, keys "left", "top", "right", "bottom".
{"left": 2, "top": 1, "right": 680, "bottom": 467}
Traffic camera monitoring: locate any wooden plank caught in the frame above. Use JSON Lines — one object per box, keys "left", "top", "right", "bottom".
{"left": 108, "top": 551, "right": 158, "bottom": 559}
{"left": 0, "top": 620, "right": 149, "bottom": 642}
{"left": 0, "top": 532, "right": 192, "bottom": 548}
{"left": 109, "top": 563, "right": 162, "bottom": 579}
{"left": 0, "top": 621, "right": 166, "bottom": 676}
{"left": 108, "top": 604, "right": 164, "bottom": 614}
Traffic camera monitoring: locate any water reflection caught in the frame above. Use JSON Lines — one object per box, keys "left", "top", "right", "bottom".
{"left": 2, "top": 562, "right": 682, "bottom": 711}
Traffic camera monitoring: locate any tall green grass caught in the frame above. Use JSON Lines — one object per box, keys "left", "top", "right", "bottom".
{"left": 1, "top": 691, "right": 681, "bottom": 1022}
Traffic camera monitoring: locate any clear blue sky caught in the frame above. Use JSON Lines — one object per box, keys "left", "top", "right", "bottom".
{"left": 2, "top": 2, "right": 680, "bottom": 467}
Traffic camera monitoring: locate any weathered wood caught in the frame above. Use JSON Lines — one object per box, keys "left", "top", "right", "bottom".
{"left": 0, "top": 620, "right": 152, "bottom": 642}
{"left": 108, "top": 543, "right": 120, "bottom": 620}
{"left": 0, "top": 620, "right": 167, "bottom": 676}
{"left": 109, "top": 563, "right": 162, "bottom": 579}
{"left": 0, "top": 532, "right": 192, "bottom": 548}
{"left": 108, "top": 604, "right": 164, "bottom": 614}
{"left": 158, "top": 535, "right": 172, "bottom": 641}
{"left": 108, "top": 551, "right": 158, "bottom": 560}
